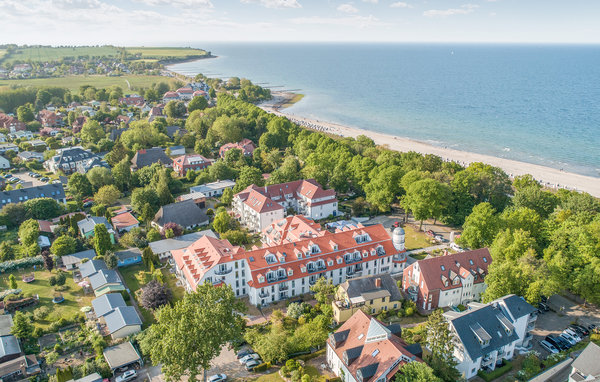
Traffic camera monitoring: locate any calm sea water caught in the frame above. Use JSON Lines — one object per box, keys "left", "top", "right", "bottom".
{"left": 169, "top": 43, "right": 600, "bottom": 177}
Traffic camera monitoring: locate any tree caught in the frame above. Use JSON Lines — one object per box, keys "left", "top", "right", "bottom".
{"left": 131, "top": 187, "right": 160, "bottom": 215}
{"left": 286, "top": 302, "right": 306, "bottom": 319}
{"left": 233, "top": 166, "right": 263, "bottom": 193}
{"left": 17, "top": 104, "right": 35, "bottom": 122}
{"left": 8, "top": 274, "right": 17, "bottom": 289}
{"left": 51, "top": 235, "right": 77, "bottom": 257}
{"left": 401, "top": 179, "right": 451, "bottom": 230}
{"left": 24, "top": 198, "right": 62, "bottom": 220}
{"left": 458, "top": 203, "right": 500, "bottom": 249}
{"left": 212, "top": 211, "right": 232, "bottom": 234}
{"left": 87, "top": 167, "right": 113, "bottom": 191}
{"left": 140, "top": 280, "right": 173, "bottom": 310}
{"left": 147, "top": 228, "right": 162, "bottom": 242}
{"left": 19, "top": 219, "right": 39, "bottom": 247}
{"left": 310, "top": 278, "right": 336, "bottom": 304}
{"left": 68, "top": 173, "right": 93, "bottom": 200}
{"left": 0, "top": 242, "right": 15, "bottom": 261}
{"left": 94, "top": 224, "right": 112, "bottom": 257}
{"left": 162, "top": 222, "right": 183, "bottom": 237}
{"left": 80, "top": 120, "right": 105, "bottom": 144}
{"left": 210, "top": 115, "right": 243, "bottom": 144}
{"left": 105, "top": 252, "right": 118, "bottom": 269}
{"left": 164, "top": 100, "right": 187, "bottom": 118}
{"left": 395, "top": 362, "right": 441, "bottom": 382}
{"left": 365, "top": 165, "right": 404, "bottom": 212}
{"left": 451, "top": 162, "right": 512, "bottom": 213}
{"left": 512, "top": 174, "right": 540, "bottom": 191}
{"left": 41, "top": 249, "right": 54, "bottom": 271}
{"left": 1, "top": 203, "right": 28, "bottom": 228}
{"left": 424, "top": 310, "right": 461, "bottom": 382}
{"left": 513, "top": 186, "right": 558, "bottom": 218}
{"left": 11, "top": 311, "right": 34, "bottom": 339}
{"left": 94, "top": 185, "right": 121, "bottom": 206}
{"left": 188, "top": 96, "right": 208, "bottom": 112}
{"left": 141, "top": 203, "right": 157, "bottom": 224}
{"left": 112, "top": 157, "right": 132, "bottom": 191}
{"left": 221, "top": 188, "right": 233, "bottom": 206}
{"left": 139, "top": 282, "right": 246, "bottom": 381}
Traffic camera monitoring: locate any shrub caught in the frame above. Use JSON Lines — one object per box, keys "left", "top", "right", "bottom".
{"left": 120, "top": 290, "right": 130, "bottom": 301}
{"left": 45, "top": 351, "right": 59, "bottom": 365}
{"left": 253, "top": 362, "right": 271, "bottom": 372}
{"left": 477, "top": 360, "right": 512, "bottom": 382}
{"left": 33, "top": 306, "right": 51, "bottom": 320}
{"left": 404, "top": 307, "right": 415, "bottom": 316}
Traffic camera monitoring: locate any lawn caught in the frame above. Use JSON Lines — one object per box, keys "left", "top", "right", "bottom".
{"left": 5, "top": 46, "right": 121, "bottom": 64}
{"left": 403, "top": 224, "right": 433, "bottom": 250}
{"left": 248, "top": 371, "right": 283, "bottom": 382}
{"left": 0, "top": 75, "right": 180, "bottom": 93}
{"left": 119, "top": 263, "right": 185, "bottom": 325}
{"left": 125, "top": 47, "right": 208, "bottom": 59}
{"left": 0, "top": 268, "right": 93, "bottom": 329}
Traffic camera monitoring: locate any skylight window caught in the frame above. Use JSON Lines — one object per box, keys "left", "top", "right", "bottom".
{"left": 469, "top": 260, "right": 474, "bottom": 265}
{"left": 358, "top": 333, "right": 364, "bottom": 340}
{"left": 371, "top": 349, "right": 380, "bottom": 357}
{"left": 441, "top": 265, "right": 445, "bottom": 271}
{"left": 483, "top": 257, "right": 487, "bottom": 263}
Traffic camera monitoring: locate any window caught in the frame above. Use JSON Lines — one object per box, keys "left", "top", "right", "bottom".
{"left": 441, "top": 265, "right": 445, "bottom": 271}
{"left": 483, "top": 257, "right": 487, "bottom": 263}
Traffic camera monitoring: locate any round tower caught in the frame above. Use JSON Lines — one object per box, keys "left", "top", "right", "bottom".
{"left": 392, "top": 227, "right": 405, "bottom": 251}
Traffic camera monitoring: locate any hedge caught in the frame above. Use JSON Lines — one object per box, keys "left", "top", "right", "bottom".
{"left": 253, "top": 362, "right": 271, "bottom": 372}
{"left": 477, "top": 360, "right": 513, "bottom": 382}
{"left": 0, "top": 255, "right": 44, "bottom": 273}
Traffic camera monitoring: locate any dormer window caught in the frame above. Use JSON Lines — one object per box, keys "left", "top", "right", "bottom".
{"left": 362, "top": 251, "right": 368, "bottom": 258}
{"left": 337, "top": 257, "right": 343, "bottom": 264}
{"left": 265, "top": 253, "right": 277, "bottom": 264}
{"left": 328, "top": 260, "right": 333, "bottom": 266}
{"left": 301, "top": 266, "right": 307, "bottom": 273}
{"left": 288, "top": 268, "right": 293, "bottom": 276}
{"left": 258, "top": 275, "right": 265, "bottom": 283}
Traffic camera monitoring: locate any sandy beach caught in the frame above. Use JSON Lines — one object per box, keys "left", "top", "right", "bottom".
{"left": 260, "top": 92, "right": 600, "bottom": 198}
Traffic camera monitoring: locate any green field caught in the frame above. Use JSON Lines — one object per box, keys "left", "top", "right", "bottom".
{"left": 404, "top": 224, "right": 433, "bottom": 250}
{"left": 0, "top": 75, "right": 181, "bottom": 93}
{"left": 125, "top": 47, "right": 208, "bottom": 59}
{"left": 0, "top": 49, "right": 7, "bottom": 60}
{"left": 6, "top": 46, "right": 121, "bottom": 63}
{"left": 0, "top": 268, "right": 93, "bottom": 329}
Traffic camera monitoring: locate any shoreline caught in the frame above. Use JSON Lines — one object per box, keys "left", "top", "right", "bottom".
{"left": 260, "top": 91, "right": 600, "bottom": 198}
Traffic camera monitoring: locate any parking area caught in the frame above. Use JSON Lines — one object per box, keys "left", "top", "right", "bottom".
{"left": 530, "top": 294, "right": 600, "bottom": 356}
{"left": 9, "top": 171, "right": 48, "bottom": 187}
{"left": 206, "top": 345, "right": 254, "bottom": 381}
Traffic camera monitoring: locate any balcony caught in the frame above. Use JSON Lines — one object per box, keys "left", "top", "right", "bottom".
{"left": 481, "top": 355, "right": 494, "bottom": 366}
{"left": 214, "top": 267, "right": 232, "bottom": 276}
{"left": 309, "top": 278, "right": 317, "bottom": 285}
{"left": 259, "top": 290, "right": 270, "bottom": 298}
{"left": 279, "top": 284, "right": 289, "bottom": 291}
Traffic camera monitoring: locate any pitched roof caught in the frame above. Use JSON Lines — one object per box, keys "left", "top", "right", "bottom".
{"left": 445, "top": 302, "right": 521, "bottom": 361}
{"left": 61, "top": 249, "right": 96, "bottom": 267}
{"left": 49, "top": 147, "right": 98, "bottom": 166}
{"left": 262, "top": 215, "right": 324, "bottom": 245}
{"left": 78, "top": 216, "right": 114, "bottom": 234}
{"left": 115, "top": 248, "right": 141, "bottom": 261}
{"left": 131, "top": 147, "right": 172, "bottom": 169}
{"left": 79, "top": 259, "right": 107, "bottom": 278}
{"left": 572, "top": 342, "right": 600, "bottom": 377}
{"left": 104, "top": 306, "right": 142, "bottom": 334}
{"left": 111, "top": 212, "right": 139, "bottom": 230}
{"left": 148, "top": 230, "right": 217, "bottom": 254}
{"left": 190, "top": 180, "right": 236, "bottom": 194}
{"left": 103, "top": 342, "right": 142, "bottom": 370}
{"left": 0, "top": 335, "right": 21, "bottom": 358}
{"left": 153, "top": 199, "right": 209, "bottom": 228}
{"left": 89, "top": 269, "right": 122, "bottom": 290}
{"left": 0, "top": 315, "right": 14, "bottom": 336}
{"left": 339, "top": 274, "right": 403, "bottom": 304}
{"left": 0, "top": 184, "right": 66, "bottom": 207}
{"left": 328, "top": 310, "right": 421, "bottom": 382}
{"left": 495, "top": 294, "right": 537, "bottom": 319}
{"left": 408, "top": 248, "right": 491, "bottom": 291}
{"left": 172, "top": 154, "right": 210, "bottom": 168}
{"left": 92, "top": 293, "right": 127, "bottom": 317}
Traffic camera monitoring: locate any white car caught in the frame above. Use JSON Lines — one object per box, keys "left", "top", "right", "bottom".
{"left": 115, "top": 370, "right": 137, "bottom": 382}
{"left": 208, "top": 374, "right": 227, "bottom": 382}
{"left": 540, "top": 340, "right": 559, "bottom": 354}
{"left": 559, "top": 333, "right": 577, "bottom": 346}
{"left": 239, "top": 354, "right": 260, "bottom": 364}
{"left": 563, "top": 329, "right": 582, "bottom": 342}
{"left": 450, "top": 243, "right": 464, "bottom": 252}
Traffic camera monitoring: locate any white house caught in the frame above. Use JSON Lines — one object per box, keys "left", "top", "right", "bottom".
{"left": 443, "top": 295, "right": 537, "bottom": 380}
{"left": 190, "top": 179, "right": 235, "bottom": 198}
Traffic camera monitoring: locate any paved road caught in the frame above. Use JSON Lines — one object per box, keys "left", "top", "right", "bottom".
{"left": 405, "top": 245, "right": 449, "bottom": 256}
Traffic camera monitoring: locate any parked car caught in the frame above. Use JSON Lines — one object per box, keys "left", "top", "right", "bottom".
{"left": 51, "top": 179, "right": 61, "bottom": 184}
{"left": 392, "top": 221, "right": 401, "bottom": 228}
{"left": 588, "top": 324, "right": 597, "bottom": 331}
{"left": 239, "top": 354, "right": 261, "bottom": 365}
{"left": 40, "top": 177, "right": 49, "bottom": 182}
{"left": 538, "top": 302, "right": 550, "bottom": 312}
{"left": 236, "top": 349, "right": 252, "bottom": 359}
{"left": 559, "top": 333, "right": 578, "bottom": 346}
{"left": 245, "top": 359, "right": 260, "bottom": 371}
{"left": 31, "top": 173, "right": 41, "bottom": 178}
{"left": 83, "top": 201, "right": 94, "bottom": 208}
{"left": 563, "top": 329, "right": 582, "bottom": 342}
{"left": 208, "top": 374, "right": 227, "bottom": 382}
{"left": 540, "top": 340, "right": 559, "bottom": 354}
{"left": 425, "top": 230, "right": 435, "bottom": 237}
{"left": 450, "top": 243, "right": 464, "bottom": 252}
{"left": 569, "top": 324, "right": 589, "bottom": 336}
{"left": 545, "top": 335, "right": 569, "bottom": 351}
{"left": 115, "top": 370, "right": 137, "bottom": 382}
{"left": 553, "top": 335, "right": 572, "bottom": 350}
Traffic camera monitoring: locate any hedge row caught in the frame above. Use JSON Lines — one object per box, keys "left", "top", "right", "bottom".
{"left": 0, "top": 255, "right": 44, "bottom": 273}
{"left": 477, "top": 360, "right": 513, "bottom": 382}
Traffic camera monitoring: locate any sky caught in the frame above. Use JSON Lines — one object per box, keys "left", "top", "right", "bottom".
{"left": 1, "top": 0, "right": 599, "bottom": 45}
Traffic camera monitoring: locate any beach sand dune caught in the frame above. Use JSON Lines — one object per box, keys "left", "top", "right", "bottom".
{"left": 260, "top": 92, "right": 600, "bottom": 198}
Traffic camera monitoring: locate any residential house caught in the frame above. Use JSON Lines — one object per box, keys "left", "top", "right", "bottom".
{"left": 332, "top": 274, "right": 403, "bottom": 324}
{"left": 327, "top": 310, "right": 423, "bottom": 382}
{"left": 114, "top": 248, "right": 142, "bottom": 267}
{"left": 17, "top": 151, "right": 44, "bottom": 162}
{"left": 0, "top": 144, "right": 18, "bottom": 154}
{"left": 77, "top": 217, "right": 116, "bottom": 244}
{"left": 233, "top": 179, "right": 339, "bottom": 232}
{"left": 219, "top": 138, "right": 256, "bottom": 158}
{"left": 0, "top": 315, "right": 21, "bottom": 363}
{"left": 44, "top": 146, "right": 106, "bottom": 174}
{"left": 172, "top": 223, "right": 407, "bottom": 305}
{"left": 190, "top": 179, "right": 235, "bottom": 197}
{"left": 79, "top": 260, "right": 108, "bottom": 278}
{"left": 61, "top": 249, "right": 97, "bottom": 270}
{"left": 0, "top": 134, "right": 6, "bottom": 143}
{"left": 443, "top": 295, "right": 537, "bottom": 380}
{"left": 402, "top": 248, "right": 491, "bottom": 311}
{"left": 165, "top": 126, "right": 187, "bottom": 139}
{"left": 176, "top": 191, "right": 207, "bottom": 208}
{"left": 89, "top": 269, "right": 125, "bottom": 296}
{"left": 175, "top": 87, "right": 194, "bottom": 100}
{"left": 71, "top": 116, "right": 87, "bottom": 133}
{"left": 148, "top": 229, "right": 217, "bottom": 260}
{"left": 111, "top": 207, "right": 139, "bottom": 233}
{"left": 91, "top": 293, "right": 142, "bottom": 339}
{"left": 130, "top": 147, "right": 172, "bottom": 170}
{"left": 103, "top": 342, "right": 143, "bottom": 373}
{"left": 0, "top": 113, "right": 26, "bottom": 133}
{"left": 0, "top": 184, "right": 67, "bottom": 208}
{"left": 0, "top": 156, "right": 9, "bottom": 169}
{"left": 0, "top": 355, "right": 40, "bottom": 381}
{"left": 152, "top": 199, "right": 209, "bottom": 231}
{"left": 40, "top": 127, "right": 61, "bottom": 137}
{"left": 162, "top": 91, "right": 180, "bottom": 103}
{"left": 8, "top": 131, "right": 33, "bottom": 140}
{"left": 569, "top": 342, "right": 600, "bottom": 382}
{"left": 168, "top": 145, "right": 186, "bottom": 156}
{"left": 118, "top": 95, "right": 144, "bottom": 106}
{"left": 172, "top": 154, "right": 211, "bottom": 177}
{"left": 37, "top": 110, "right": 62, "bottom": 127}
{"left": 28, "top": 139, "right": 47, "bottom": 149}
{"left": 262, "top": 215, "right": 325, "bottom": 246}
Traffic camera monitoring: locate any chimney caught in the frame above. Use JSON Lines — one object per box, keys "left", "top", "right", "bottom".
{"left": 375, "top": 278, "right": 381, "bottom": 288}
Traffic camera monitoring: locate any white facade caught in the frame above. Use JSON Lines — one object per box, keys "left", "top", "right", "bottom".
{"left": 233, "top": 196, "right": 285, "bottom": 232}
{"left": 436, "top": 273, "right": 488, "bottom": 308}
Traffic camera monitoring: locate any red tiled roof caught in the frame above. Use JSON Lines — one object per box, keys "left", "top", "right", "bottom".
{"left": 408, "top": 248, "right": 491, "bottom": 291}
{"left": 262, "top": 215, "right": 325, "bottom": 245}
{"left": 111, "top": 212, "right": 139, "bottom": 230}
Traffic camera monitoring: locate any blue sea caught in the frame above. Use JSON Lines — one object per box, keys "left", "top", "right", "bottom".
{"left": 169, "top": 43, "right": 600, "bottom": 177}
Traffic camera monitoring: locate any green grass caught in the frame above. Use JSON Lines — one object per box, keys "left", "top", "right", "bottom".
{"left": 248, "top": 371, "right": 283, "bottom": 382}
{"left": 0, "top": 50, "right": 7, "bottom": 60}
{"left": 0, "top": 75, "right": 180, "bottom": 93}
{"left": 304, "top": 365, "right": 328, "bottom": 382}
{"left": 404, "top": 225, "right": 433, "bottom": 250}
{"left": 125, "top": 47, "right": 208, "bottom": 59}
{"left": 6, "top": 46, "right": 121, "bottom": 64}
{"left": 0, "top": 268, "right": 93, "bottom": 329}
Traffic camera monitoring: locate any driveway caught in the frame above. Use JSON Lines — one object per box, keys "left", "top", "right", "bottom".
{"left": 12, "top": 171, "right": 47, "bottom": 187}
{"left": 207, "top": 346, "right": 254, "bottom": 380}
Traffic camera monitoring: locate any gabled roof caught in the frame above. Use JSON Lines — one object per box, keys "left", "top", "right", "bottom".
{"left": 131, "top": 147, "right": 172, "bottom": 169}
{"left": 0, "top": 184, "right": 66, "bottom": 206}
{"left": 111, "top": 212, "right": 139, "bottom": 230}
{"left": 92, "top": 293, "right": 127, "bottom": 318}
{"left": 78, "top": 216, "right": 114, "bottom": 234}
{"left": 61, "top": 249, "right": 96, "bottom": 267}
{"left": 153, "top": 199, "right": 209, "bottom": 228}
{"left": 89, "top": 269, "right": 122, "bottom": 290}
{"left": 494, "top": 294, "right": 537, "bottom": 319}
{"left": 262, "top": 215, "right": 324, "bottom": 245}
{"left": 79, "top": 259, "right": 107, "bottom": 278}
{"left": 0, "top": 315, "right": 13, "bottom": 336}
{"left": 571, "top": 342, "right": 600, "bottom": 377}
{"left": 104, "top": 306, "right": 142, "bottom": 334}
{"left": 340, "top": 274, "right": 403, "bottom": 305}
{"left": 149, "top": 230, "right": 217, "bottom": 254}
{"left": 115, "top": 248, "right": 142, "bottom": 261}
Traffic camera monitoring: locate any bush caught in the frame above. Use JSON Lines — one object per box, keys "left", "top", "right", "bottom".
{"left": 253, "top": 362, "right": 271, "bottom": 372}
{"left": 477, "top": 360, "right": 513, "bottom": 382}
{"left": 33, "top": 306, "right": 51, "bottom": 320}
{"left": 120, "top": 290, "right": 130, "bottom": 301}
{"left": 0, "top": 255, "right": 44, "bottom": 272}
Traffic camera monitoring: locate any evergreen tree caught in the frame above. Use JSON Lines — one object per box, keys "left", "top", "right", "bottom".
{"left": 94, "top": 224, "right": 112, "bottom": 257}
